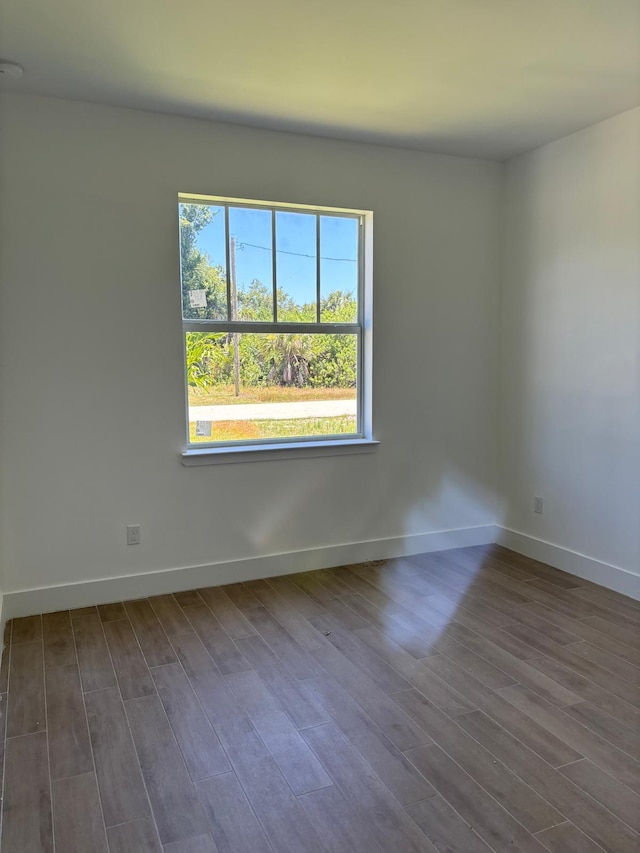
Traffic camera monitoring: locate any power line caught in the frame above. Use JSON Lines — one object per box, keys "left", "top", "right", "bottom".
{"left": 237, "top": 241, "right": 356, "bottom": 262}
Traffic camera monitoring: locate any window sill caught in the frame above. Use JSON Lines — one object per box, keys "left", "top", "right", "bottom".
{"left": 181, "top": 438, "right": 379, "bottom": 466}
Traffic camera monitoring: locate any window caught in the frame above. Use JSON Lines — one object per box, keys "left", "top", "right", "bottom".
{"left": 179, "top": 194, "right": 373, "bottom": 459}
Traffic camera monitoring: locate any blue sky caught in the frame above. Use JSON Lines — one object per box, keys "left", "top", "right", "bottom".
{"left": 194, "top": 205, "right": 358, "bottom": 306}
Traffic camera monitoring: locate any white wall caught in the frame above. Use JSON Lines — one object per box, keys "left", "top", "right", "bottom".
{"left": 500, "top": 107, "right": 640, "bottom": 580}
{"left": 0, "top": 93, "right": 502, "bottom": 605}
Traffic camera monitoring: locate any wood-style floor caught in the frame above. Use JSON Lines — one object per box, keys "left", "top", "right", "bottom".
{"left": 0, "top": 545, "right": 639, "bottom": 853}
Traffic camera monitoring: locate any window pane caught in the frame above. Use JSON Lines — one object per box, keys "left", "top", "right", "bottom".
{"left": 186, "top": 332, "right": 358, "bottom": 443}
{"left": 179, "top": 203, "right": 227, "bottom": 320}
{"left": 320, "top": 216, "right": 358, "bottom": 323}
{"left": 276, "top": 211, "right": 317, "bottom": 321}
{"left": 228, "top": 207, "right": 273, "bottom": 321}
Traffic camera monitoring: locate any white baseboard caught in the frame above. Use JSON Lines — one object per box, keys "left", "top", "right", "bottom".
{"left": 1, "top": 524, "right": 498, "bottom": 622}
{"left": 497, "top": 527, "right": 640, "bottom": 601}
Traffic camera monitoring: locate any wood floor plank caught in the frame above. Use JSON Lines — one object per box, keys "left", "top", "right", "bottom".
{"left": 310, "top": 613, "right": 409, "bottom": 693}
{"left": 42, "top": 610, "right": 76, "bottom": 668}
{"left": 568, "top": 640, "right": 640, "bottom": 685}
{"left": 125, "top": 694, "right": 209, "bottom": 845}
{"left": 491, "top": 547, "right": 582, "bottom": 589}
{"left": 242, "top": 579, "right": 325, "bottom": 652}
{"left": 103, "top": 618, "right": 157, "bottom": 699}
{"left": 571, "top": 584, "right": 640, "bottom": 616}
{"left": 151, "top": 662, "right": 230, "bottom": 780}
{"left": 311, "top": 567, "right": 362, "bottom": 598}
{"left": 405, "top": 743, "right": 546, "bottom": 852}
{"left": 348, "top": 566, "right": 452, "bottom": 641}
{"left": 227, "top": 669, "right": 332, "bottom": 795}
{"left": 70, "top": 605, "right": 99, "bottom": 617}
{"left": 298, "top": 784, "right": 387, "bottom": 853}
{"left": 308, "top": 638, "right": 429, "bottom": 750}
{"left": 438, "top": 629, "right": 581, "bottom": 706}
{"left": 425, "top": 578, "right": 524, "bottom": 627}
{"left": 580, "top": 616, "right": 640, "bottom": 650}
{"left": 405, "top": 795, "right": 493, "bottom": 853}
{"left": 457, "top": 709, "right": 640, "bottom": 853}
{"left": 124, "top": 600, "right": 177, "bottom": 667}
{"left": 528, "top": 580, "right": 640, "bottom": 627}
{"left": 432, "top": 603, "right": 541, "bottom": 657}
{"left": 0, "top": 641, "right": 9, "bottom": 694}
{"left": 411, "top": 549, "right": 481, "bottom": 581}
{"left": 427, "top": 632, "right": 519, "bottom": 691}
{"left": 0, "top": 691, "right": 6, "bottom": 813}
{"left": 236, "top": 634, "right": 327, "bottom": 729}
{"left": 512, "top": 581, "right": 599, "bottom": 620}
{"left": 182, "top": 604, "right": 252, "bottom": 674}
{"left": 304, "top": 675, "right": 434, "bottom": 805}
{"left": 214, "top": 713, "right": 325, "bottom": 853}
{"left": 354, "top": 625, "right": 430, "bottom": 681}
{"left": 410, "top": 659, "right": 478, "bottom": 717}
{"left": 446, "top": 547, "right": 536, "bottom": 583}
{"left": 536, "top": 821, "right": 612, "bottom": 853}
{"left": 424, "top": 654, "right": 583, "bottom": 766}
{"left": 73, "top": 614, "right": 117, "bottom": 693}
{"left": 497, "top": 621, "right": 572, "bottom": 657}
{"left": 11, "top": 615, "right": 42, "bottom": 645}
{"left": 498, "top": 684, "right": 640, "bottom": 793}
{"left": 98, "top": 602, "right": 127, "bottom": 622}
{"left": 173, "top": 589, "right": 204, "bottom": 607}
{"left": 2, "top": 731, "right": 52, "bottom": 853}
{"left": 242, "top": 605, "right": 321, "bottom": 680}
{"left": 521, "top": 603, "right": 640, "bottom": 666}
{"left": 6, "top": 640, "right": 45, "bottom": 737}
{"left": 163, "top": 835, "right": 217, "bottom": 853}
{"left": 52, "top": 771, "right": 108, "bottom": 853}
{"left": 197, "top": 771, "right": 273, "bottom": 853}
{"left": 562, "top": 700, "right": 640, "bottom": 761}
{"left": 393, "top": 687, "right": 562, "bottom": 832}
{"left": 85, "top": 687, "right": 152, "bottom": 827}
{"left": 508, "top": 605, "right": 583, "bottom": 645}
{"left": 338, "top": 575, "right": 445, "bottom": 655}
{"left": 45, "top": 662, "right": 93, "bottom": 779}
{"left": 540, "top": 642, "right": 640, "bottom": 707}
{"left": 197, "top": 585, "right": 257, "bottom": 639}
{"left": 526, "top": 653, "right": 640, "bottom": 730}
{"left": 428, "top": 568, "right": 529, "bottom": 628}
{"left": 568, "top": 587, "right": 640, "bottom": 624}
{"left": 220, "top": 581, "right": 262, "bottom": 610}
{"left": 380, "top": 562, "right": 444, "bottom": 600}
{"left": 289, "top": 573, "right": 369, "bottom": 628}
{"left": 266, "top": 575, "right": 327, "bottom": 618}
{"left": 107, "top": 819, "right": 162, "bottom": 853}
{"left": 342, "top": 592, "right": 439, "bottom": 658}
{"left": 560, "top": 758, "right": 640, "bottom": 832}
{"left": 169, "top": 633, "right": 239, "bottom": 724}
{"left": 148, "top": 595, "right": 193, "bottom": 636}
{"left": 301, "top": 721, "right": 434, "bottom": 853}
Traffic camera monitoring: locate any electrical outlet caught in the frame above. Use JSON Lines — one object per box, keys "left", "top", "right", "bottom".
{"left": 534, "top": 496, "right": 544, "bottom": 515}
{"left": 127, "top": 524, "right": 141, "bottom": 545}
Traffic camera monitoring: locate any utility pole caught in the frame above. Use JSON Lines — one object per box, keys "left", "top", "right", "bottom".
{"left": 230, "top": 236, "right": 240, "bottom": 397}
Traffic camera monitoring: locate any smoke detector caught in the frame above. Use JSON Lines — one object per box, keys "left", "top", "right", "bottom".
{"left": 0, "top": 61, "right": 24, "bottom": 79}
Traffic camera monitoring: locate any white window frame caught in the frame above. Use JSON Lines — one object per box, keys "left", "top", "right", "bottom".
{"left": 179, "top": 194, "right": 376, "bottom": 464}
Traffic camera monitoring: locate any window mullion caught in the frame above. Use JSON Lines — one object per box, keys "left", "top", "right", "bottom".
{"left": 182, "top": 320, "right": 359, "bottom": 335}
{"left": 316, "top": 214, "right": 321, "bottom": 323}
{"left": 224, "top": 205, "right": 231, "bottom": 320}
{"left": 271, "top": 209, "right": 278, "bottom": 322}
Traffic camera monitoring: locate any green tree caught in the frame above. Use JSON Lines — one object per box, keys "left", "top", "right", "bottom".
{"left": 180, "top": 204, "right": 227, "bottom": 320}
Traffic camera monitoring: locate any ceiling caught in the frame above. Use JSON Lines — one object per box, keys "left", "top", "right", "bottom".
{"left": 1, "top": 0, "right": 639, "bottom": 159}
